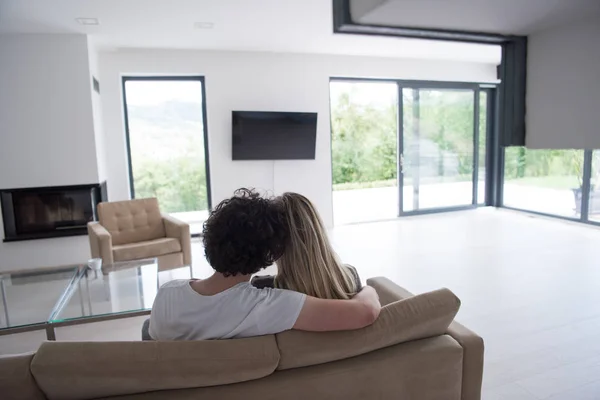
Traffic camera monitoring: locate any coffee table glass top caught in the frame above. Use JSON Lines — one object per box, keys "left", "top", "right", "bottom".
{"left": 0, "top": 266, "right": 82, "bottom": 330}
{"left": 49, "top": 258, "right": 161, "bottom": 323}
{"left": 0, "top": 259, "right": 193, "bottom": 337}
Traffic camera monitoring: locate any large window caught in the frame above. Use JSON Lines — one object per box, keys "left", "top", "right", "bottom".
{"left": 503, "top": 148, "right": 584, "bottom": 218}
{"left": 330, "top": 81, "right": 399, "bottom": 225}
{"left": 123, "top": 77, "right": 210, "bottom": 234}
{"left": 478, "top": 91, "right": 488, "bottom": 204}
{"left": 329, "top": 79, "right": 598, "bottom": 227}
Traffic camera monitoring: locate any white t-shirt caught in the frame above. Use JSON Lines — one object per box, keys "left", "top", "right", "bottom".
{"left": 149, "top": 279, "right": 306, "bottom": 340}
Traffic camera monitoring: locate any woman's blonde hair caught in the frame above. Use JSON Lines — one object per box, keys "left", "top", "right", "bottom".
{"left": 275, "top": 192, "right": 356, "bottom": 300}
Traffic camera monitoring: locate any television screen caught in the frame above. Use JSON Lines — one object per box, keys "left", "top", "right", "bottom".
{"left": 232, "top": 111, "right": 317, "bottom": 160}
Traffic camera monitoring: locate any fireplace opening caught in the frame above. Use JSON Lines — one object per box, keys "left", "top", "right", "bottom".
{"left": 1, "top": 183, "right": 107, "bottom": 242}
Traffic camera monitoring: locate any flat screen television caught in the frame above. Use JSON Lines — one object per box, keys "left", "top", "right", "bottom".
{"left": 232, "top": 111, "right": 317, "bottom": 160}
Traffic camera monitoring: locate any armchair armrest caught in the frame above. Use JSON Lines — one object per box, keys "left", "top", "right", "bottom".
{"left": 87, "top": 222, "right": 113, "bottom": 264}
{"left": 162, "top": 213, "right": 191, "bottom": 266}
{"left": 367, "top": 277, "right": 483, "bottom": 400}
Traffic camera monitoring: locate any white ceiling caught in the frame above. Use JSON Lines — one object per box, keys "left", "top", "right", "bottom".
{"left": 0, "top": 0, "right": 501, "bottom": 63}
{"left": 354, "top": 0, "right": 600, "bottom": 36}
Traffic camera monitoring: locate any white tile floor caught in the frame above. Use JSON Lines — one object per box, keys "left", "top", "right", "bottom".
{"left": 2, "top": 208, "right": 600, "bottom": 399}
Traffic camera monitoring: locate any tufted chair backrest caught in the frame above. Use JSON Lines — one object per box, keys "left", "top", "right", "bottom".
{"left": 97, "top": 198, "right": 166, "bottom": 245}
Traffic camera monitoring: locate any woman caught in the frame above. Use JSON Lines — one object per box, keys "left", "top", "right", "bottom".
{"left": 252, "top": 192, "right": 361, "bottom": 299}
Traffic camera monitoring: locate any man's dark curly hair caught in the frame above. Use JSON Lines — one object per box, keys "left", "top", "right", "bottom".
{"left": 202, "top": 188, "right": 287, "bottom": 276}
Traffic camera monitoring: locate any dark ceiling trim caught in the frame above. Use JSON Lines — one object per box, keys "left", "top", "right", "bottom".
{"left": 333, "top": 0, "right": 514, "bottom": 44}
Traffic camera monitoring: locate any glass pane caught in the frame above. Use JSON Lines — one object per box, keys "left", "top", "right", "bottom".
{"left": 478, "top": 91, "right": 488, "bottom": 204}
{"left": 590, "top": 150, "right": 600, "bottom": 222}
{"left": 124, "top": 79, "right": 209, "bottom": 234}
{"left": 0, "top": 267, "right": 80, "bottom": 329}
{"left": 330, "top": 81, "right": 398, "bottom": 225}
{"left": 402, "top": 88, "right": 475, "bottom": 211}
{"left": 503, "top": 148, "right": 584, "bottom": 217}
{"left": 51, "top": 260, "right": 159, "bottom": 323}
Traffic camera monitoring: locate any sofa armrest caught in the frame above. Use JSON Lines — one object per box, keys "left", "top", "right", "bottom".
{"left": 87, "top": 222, "right": 113, "bottom": 264}
{"left": 162, "top": 213, "right": 191, "bottom": 266}
{"left": 367, "top": 277, "right": 484, "bottom": 400}
{"left": 0, "top": 353, "right": 46, "bottom": 400}
{"left": 447, "top": 321, "right": 484, "bottom": 400}
{"left": 366, "top": 277, "right": 413, "bottom": 306}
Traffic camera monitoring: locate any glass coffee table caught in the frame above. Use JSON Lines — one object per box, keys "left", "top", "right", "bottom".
{"left": 0, "top": 266, "right": 84, "bottom": 336}
{"left": 0, "top": 259, "right": 193, "bottom": 340}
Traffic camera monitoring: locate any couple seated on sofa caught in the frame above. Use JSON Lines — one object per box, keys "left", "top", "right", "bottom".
{"left": 149, "top": 188, "right": 381, "bottom": 340}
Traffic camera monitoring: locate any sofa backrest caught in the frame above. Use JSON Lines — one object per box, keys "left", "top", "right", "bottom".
{"left": 25, "top": 288, "right": 462, "bottom": 400}
{"left": 98, "top": 198, "right": 165, "bottom": 245}
{"left": 30, "top": 335, "right": 280, "bottom": 400}
{"left": 112, "top": 335, "right": 464, "bottom": 400}
{"left": 275, "top": 288, "right": 461, "bottom": 370}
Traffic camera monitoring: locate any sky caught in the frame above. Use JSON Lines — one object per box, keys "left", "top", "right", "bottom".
{"left": 330, "top": 81, "right": 398, "bottom": 109}
{"left": 124, "top": 79, "right": 401, "bottom": 109}
{"left": 124, "top": 80, "right": 204, "bottom": 106}
{"left": 124, "top": 79, "right": 467, "bottom": 111}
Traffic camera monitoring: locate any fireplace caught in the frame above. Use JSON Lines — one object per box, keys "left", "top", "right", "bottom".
{"left": 0, "top": 183, "right": 107, "bottom": 242}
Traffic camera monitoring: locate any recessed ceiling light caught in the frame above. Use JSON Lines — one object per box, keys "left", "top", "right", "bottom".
{"left": 194, "top": 22, "right": 214, "bottom": 29}
{"left": 76, "top": 18, "right": 99, "bottom": 26}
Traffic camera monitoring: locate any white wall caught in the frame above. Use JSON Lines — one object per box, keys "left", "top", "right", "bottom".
{"left": 0, "top": 212, "right": 91, "bottom": 272}
{"left": 526, "top": 17, "right": 600, "bottom": 149}
{"left": 0, "top": 34, "right": 98, "bottom": 271}
{"left": 100, "top": 49, "right": 498, "bottom": 227}
{"left": 87, "top": 38, "right": 108, "bottom": 182}
{"left": 0, "top": 34, "right": 99, "bottom": 188}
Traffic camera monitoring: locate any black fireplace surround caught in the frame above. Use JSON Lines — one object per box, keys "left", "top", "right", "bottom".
{"left": 0, "top": 182, "right": 107, "bottom": 242}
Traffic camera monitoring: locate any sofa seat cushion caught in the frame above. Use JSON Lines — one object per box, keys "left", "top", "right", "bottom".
{"left": 30, "top": 336, "right": 280, "bottom": 400}
{"left": 276, "top": 287, "right": 461, "bottom": 370}
{"left": 113, "top": 238, "right": 181, "bottom": 261}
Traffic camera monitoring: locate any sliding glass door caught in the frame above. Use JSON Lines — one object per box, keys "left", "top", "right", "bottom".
{"left": 590, "top": 150, "right": 600, "bottom": 223}
{"left": 122, "top": 77, "right": 210, "bottom": 235}
{"left": 330, "top": 79, "right": 489, "bottom": 224}
{"left": 399, "top": 84, "right": 481, "bottom": 214}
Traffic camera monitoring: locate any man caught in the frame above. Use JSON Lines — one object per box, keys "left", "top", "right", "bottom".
{"left": 149, "top": 188, "right": 380, "bottom": 340}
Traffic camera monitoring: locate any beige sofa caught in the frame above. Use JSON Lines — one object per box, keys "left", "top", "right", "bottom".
{"left": 0, "top": 278, "right": 483, "bottom": 400}
{"left": 88, "top": 198, "right": 191, "bottom": 271}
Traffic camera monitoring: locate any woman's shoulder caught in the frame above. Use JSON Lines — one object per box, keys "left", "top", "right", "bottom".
{"left": 344, "top": 264, "right": 362, "bottom": 290}
{"left": 344, "top": 264, "right": 358, "bottom": 274}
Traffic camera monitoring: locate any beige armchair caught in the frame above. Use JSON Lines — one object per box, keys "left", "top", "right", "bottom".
{"left": 87, "top": 198, "right": 191, "bottom": 271}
